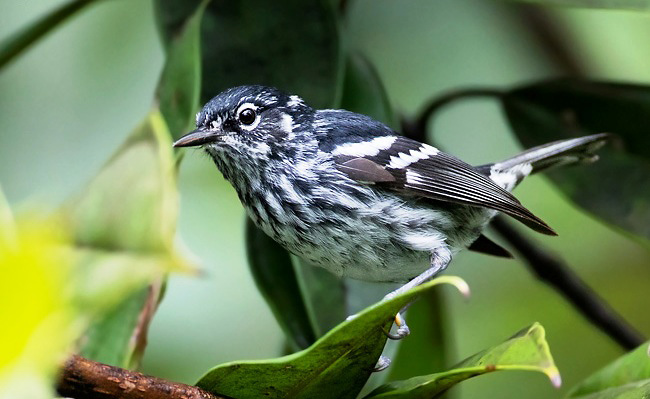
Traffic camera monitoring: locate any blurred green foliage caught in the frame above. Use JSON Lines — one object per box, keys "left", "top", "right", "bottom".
{"left": 1, "top": 1, "right": 649, "bottom": 398}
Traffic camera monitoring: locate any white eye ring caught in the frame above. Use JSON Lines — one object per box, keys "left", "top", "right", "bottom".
{"left": 236, "top": 103, "right": 261, "bottom": 131}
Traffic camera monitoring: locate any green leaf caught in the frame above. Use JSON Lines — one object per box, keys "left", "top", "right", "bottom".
{"left": 568, "top": 381, "right": 650, "bottom": 399}
{"left": 245, "top": 219, "right": 317, "bottom": 351}
{"left": 196, "top": 276, "right": 469, "bottom": 399}
{"left": 568, "top": 342, "right": 650, "bottom": 398}
{"left": 78, "top": 1, "right": 206, "bottom": 366}
{"left": 340, "top": 53, "right": 396, "bottom": 127}
{"left": 66, "top": 111, "right": 180, "bottom": 257}
{"left": 0, "top": 0, "right": 102, "bottom": 70}
{"left": 365, "top": 323, "right": 560, "bottom": 399}
{"left": 502, "top": 78, "right": 650, "bottom": 240}
{"left": 154, "top": 0, "right": 342, "bottom": 108}
{"left": 66, "top": 109, "right": 191, "bottom": 364}
{"left": 79, "top": 285, "right": 158, "bottom": 368}
{"left": 156, "top": 0, "right": 205, "bottom": 138}
{"left": 505, "top": 0, "right": 650, "bottom": 11}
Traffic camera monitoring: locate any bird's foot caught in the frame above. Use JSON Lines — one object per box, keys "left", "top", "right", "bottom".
{"left": 383, "top": 312, "right": 410, "bottom": 340}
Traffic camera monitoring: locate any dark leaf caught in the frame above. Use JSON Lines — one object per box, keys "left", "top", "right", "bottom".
{"left": 196, "top": 277, "right": 469, "bottom": 399}
{"left": 502, "top": 78, "right": 650, "bottom": 239}
{"left": 245, "top": 219, "right": 317, "bottom": 351}
{"left": 154, "top": 0, "right": 341, "bottom": 108}
{"left": 157, "top": 0, "right": 206, "bottom": 138}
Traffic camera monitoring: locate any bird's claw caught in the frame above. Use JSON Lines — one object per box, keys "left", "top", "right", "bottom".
{"left": 383, "top": 323, "right": 410, "bottom": 340}
{"left": 373, "top": 355, "right": 391, "bottom": 372}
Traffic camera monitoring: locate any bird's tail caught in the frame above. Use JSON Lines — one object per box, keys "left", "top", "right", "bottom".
{"left": 478, "top": 133, "right": 609, "bottom": 191}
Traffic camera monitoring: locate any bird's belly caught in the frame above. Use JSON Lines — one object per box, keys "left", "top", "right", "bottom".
{"left": 246, "top": 190, "right": 490, "bottom": 283}
{"left": 291, "top": 228, "right": 433, "bottom": 283}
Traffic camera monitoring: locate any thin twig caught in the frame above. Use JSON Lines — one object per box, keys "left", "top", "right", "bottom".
{"left": 57, "top": 355, "right": 232, "bottom": 399}
{"left": 491, "top": 216, "right": 644, "bottom": 349}
{"left": 401, "top": 88, "right": 503, "bottom": 143}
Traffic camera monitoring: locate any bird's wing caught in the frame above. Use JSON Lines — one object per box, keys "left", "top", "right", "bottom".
{"left": 332, "top": 135, "right": 555, "bottom": 235}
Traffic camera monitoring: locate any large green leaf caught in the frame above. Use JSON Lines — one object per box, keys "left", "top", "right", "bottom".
{"left": 66, "top": 0, "right": 205, "bottom": 317}
{"left": 79, "top": 286, "right": 153, "bottom": 368}
{"left": 502, "top": 79, "right": 650, "bottom": 240}
{"left": 156, "top": 0, "right": 205, "bottom": 138}
{"left": 67, "top": 110, "right": 190, "bottom": 366}
{"left": 196, "top": 277, "right": 469, "bottom": 399}
{"left": 66, "top": 111, "right": 179, "bottom": 257}
{"left": 245, "top": 219, "right": 317, "bottom": 351}
{"left": 0, "top": 0, "right": 102, "bottom": 71}
{"left": 568, "top": 342, "right": 650, "bottom": 398}
{"left": 154, "top": 0, "right": 342, "bottom": 108}
{"left": 365, "top": 323, "right": 560, "bottom": 399}
{"left": 66, "top": 0, "right": 205, "bottom": 356}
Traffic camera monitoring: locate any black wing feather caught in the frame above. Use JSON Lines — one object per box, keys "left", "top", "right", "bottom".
{"left": 333, "top": 136, "right": 556, "bottom": 235}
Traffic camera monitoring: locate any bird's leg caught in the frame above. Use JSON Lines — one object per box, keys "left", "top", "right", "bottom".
{"left": 383, "top": 247, "right": 452, "bottom": 340}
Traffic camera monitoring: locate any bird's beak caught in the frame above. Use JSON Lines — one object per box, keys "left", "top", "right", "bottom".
{"left": 173, "top": 128, "right": 220, "bottom": 148}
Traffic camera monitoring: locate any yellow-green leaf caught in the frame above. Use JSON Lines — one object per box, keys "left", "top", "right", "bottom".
{"left": 365, "top": 323, "right": 560, "bottom": 399}
{"left": 65, "top": 109, "right": 192, "bottom": 366}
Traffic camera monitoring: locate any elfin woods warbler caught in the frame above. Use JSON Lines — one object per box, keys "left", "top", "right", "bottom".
{"left": 174, "top": 85, "right": 608, "bottom": 349}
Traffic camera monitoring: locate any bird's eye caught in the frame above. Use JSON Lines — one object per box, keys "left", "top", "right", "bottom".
{"left": 238, "top": 108, "right": 257, "bottom": 125}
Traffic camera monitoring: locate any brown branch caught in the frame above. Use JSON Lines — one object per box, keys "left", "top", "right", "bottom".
{"left": 57, "top": 355, "right": 232, "bottom": 399}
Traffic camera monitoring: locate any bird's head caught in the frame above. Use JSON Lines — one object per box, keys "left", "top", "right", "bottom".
{"left": 173, "top": 85, "right": 315, "bottom": 164}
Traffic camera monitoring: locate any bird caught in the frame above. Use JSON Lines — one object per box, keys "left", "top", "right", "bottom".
{"left": 174, "top": 84, "right": 608, "bottom": 347}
